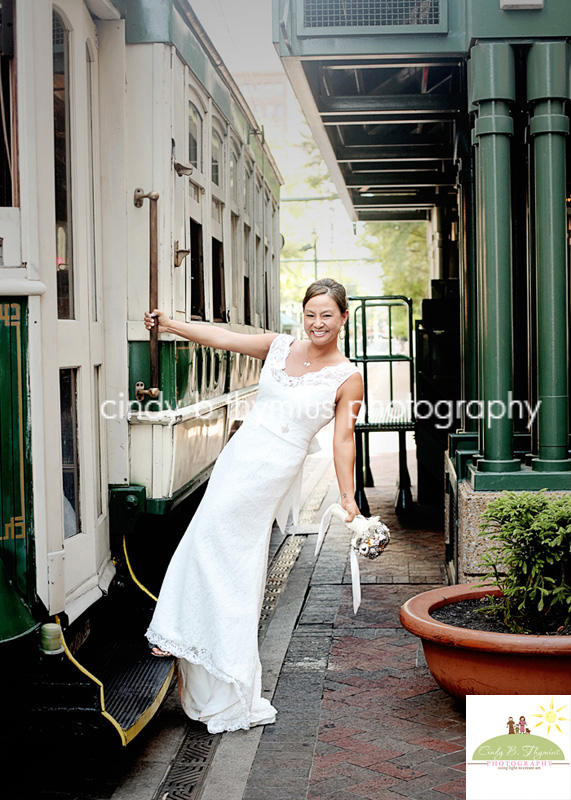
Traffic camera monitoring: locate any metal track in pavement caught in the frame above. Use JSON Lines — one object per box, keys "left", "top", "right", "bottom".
{"left": 258, "top": 534, "right": 305, "bottom": 640}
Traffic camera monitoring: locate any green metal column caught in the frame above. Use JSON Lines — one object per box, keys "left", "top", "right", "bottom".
{"left": 458, "top": 157, "right": 478, "bottom": 433}
{"left": 468, "top": 55, "right": 485, "bottom": 445}
{"left": 471, "top": 43, "right": 520, "bottom": 473}
{"left": 527, "top": 41, "right": 571, "bottom": 472}
{"left": 470, "top": 57, "right": 485, "bottom": 448}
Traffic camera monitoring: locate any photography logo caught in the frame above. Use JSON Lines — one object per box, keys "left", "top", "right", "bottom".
{"left": 466, "top": 696, "right": 571, "bottom": 800}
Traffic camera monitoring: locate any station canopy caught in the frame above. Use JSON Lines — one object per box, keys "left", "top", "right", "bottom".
{"left": 274, "top": 0, "right": 467, "bottom": 222}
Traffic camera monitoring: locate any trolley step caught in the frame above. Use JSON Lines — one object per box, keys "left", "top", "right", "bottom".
{"left": 26, "top": 603, "right": 174, "bottom": 746}
{"left": 77, "top": 635, "right": 174, "bottom": 738}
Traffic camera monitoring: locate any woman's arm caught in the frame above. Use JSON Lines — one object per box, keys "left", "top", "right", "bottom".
{"left": 333, "top": 372, "right": 364, "bottom": 522}
{"left": 145, "top": 309, "right": 279, "bottom": 360}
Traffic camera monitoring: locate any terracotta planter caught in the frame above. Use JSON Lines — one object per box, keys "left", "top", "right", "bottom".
{"left": 400, "top": 584, "right": 571, "bottom": 697}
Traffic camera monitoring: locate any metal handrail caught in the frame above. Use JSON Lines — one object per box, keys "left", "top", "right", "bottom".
{"left": 345, "top": 294, "right": 415, "bottom": 515}
{"left": 134, "top": 188, "right": 160, "bottom": 401}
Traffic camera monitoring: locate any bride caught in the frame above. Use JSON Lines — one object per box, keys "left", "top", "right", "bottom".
{"left": 144, "top": 278, "right": 363, "bottom": 733}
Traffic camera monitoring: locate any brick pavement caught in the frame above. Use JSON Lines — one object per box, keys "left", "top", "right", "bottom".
{"left": 245, "top": 450, "right": 466, "bottom": 800}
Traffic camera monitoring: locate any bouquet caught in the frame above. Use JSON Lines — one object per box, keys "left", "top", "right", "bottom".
{"left": 315, "top": 503, "right": 390, "bottom": 613}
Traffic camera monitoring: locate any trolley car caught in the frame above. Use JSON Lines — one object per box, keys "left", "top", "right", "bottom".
{"left": 0, "top": 0, "right": 282, "bottom": 744}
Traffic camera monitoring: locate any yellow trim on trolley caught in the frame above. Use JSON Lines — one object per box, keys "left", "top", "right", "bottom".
{"left": 55, "top": 615, "right": 174, "bottom": 745}
{"left": 123, "top": 534, "right": 158, "bottom": 601}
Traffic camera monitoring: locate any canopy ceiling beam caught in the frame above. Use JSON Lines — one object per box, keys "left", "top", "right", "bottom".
{"left": 321, "top": 61, "right": 463, "bottom": 71}
{"left": 340, "top": 130, "right": 452, "bottom": 147}
{"left": 352, "top": 191, "right": 456, "bottom": 208}
{"left": 318, "top": 93, "right": 464, "bottom": 115}
{"left": 347, "top": 171, "right": 456, "bottom": 188}
{"left": 323, "top": 115, "right": 456, "bottom": 125}
{"left": 336, "top": 144, "right": 452, "bottom": 162}
{"left": 356, "top": 209, "right": 431, "bottom": 221}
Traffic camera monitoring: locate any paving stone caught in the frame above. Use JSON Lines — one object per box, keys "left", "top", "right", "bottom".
{"left": 406, "top": 737, "right": 464, "bottom": 754}
{"left": 316, "top": 740, "right": 345, "bottom": 756}
{"left": 341, "top": 774, "right": 402, "bottom": 795}
{"left": 371, "top": 762, "right": 428, "bottom": 781}
{"left": 306, "top": 792, "right": 365, "bottom": 800}
{"left": 431, "top": 777, "right": 466, "bottom": 798}
{"left": 243, "top": 789, "right": 310, "bottom": 800}
{"left": 389, "top": 751, "right": 443, "bottom": 767}
{"left": 300, "top": 585, "right": 344, "bottom": 625}
{"left": 434, "top": 749, "right": 466, "bottom": 767}
{"left": 309, "top": 775, "right": 360, "bottom": 794}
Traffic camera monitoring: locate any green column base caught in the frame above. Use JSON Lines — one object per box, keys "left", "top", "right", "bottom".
{"left": 476, "top": 458, "right": 521, "bottom": 473}
{"left": 468, "top": 462, "right": 571, "bottom": 491}
{"left": 532, "top": 457, "right": 571, "bottom": 473}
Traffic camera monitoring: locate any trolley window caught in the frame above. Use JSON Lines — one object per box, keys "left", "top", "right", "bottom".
{"left": 60, "top": 367, "right": 81, "bottom": 538}
{"left": 212, "top": 129, "right": 222, "bottom": 187}
{"left": 188, "top": 101, "right": 202, "bottom": 171}
{"left": 212, "top": 237, "right": 226, "bottom": 323}
{"left": 53, "top": 11, "right": 75, "bottom": 320}
{"left": 190, "top": 218, "right": 204, "bottom": 320}
{"left": 0, "top": 0, "right": 13, "bottom": 207}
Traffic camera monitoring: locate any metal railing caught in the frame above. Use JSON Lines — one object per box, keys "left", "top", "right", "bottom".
{"left": 345, "top": 295, "right": 415, "bottom": 515}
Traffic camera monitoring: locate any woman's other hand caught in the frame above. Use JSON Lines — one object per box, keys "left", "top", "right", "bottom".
{"left": 144, "top": 309, "right": 169, "bottom": 333}
{"left": 342, "top": 498, "right": 360, "bottom": 524}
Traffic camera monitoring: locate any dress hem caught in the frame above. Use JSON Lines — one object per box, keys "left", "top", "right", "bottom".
{"left": 145, "top": 628, "right": 275, "bottom": 734}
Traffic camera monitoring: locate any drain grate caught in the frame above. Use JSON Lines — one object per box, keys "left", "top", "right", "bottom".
{"left": 154, "top": 721, "right": 220, "bottom": 800}
{"left": 258, "top": 535, "right": 305, "bottom": 639}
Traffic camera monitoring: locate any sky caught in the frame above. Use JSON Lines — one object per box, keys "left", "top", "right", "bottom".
{"left": 189, "top": 0, "right": 281, "bottom": 75}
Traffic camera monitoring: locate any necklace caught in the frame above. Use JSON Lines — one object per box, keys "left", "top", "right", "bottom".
{"left": 303, "top": 347, "right": 329, "bottom": 368}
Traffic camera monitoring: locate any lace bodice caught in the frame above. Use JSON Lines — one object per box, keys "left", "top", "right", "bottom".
{"left": 246, "top": 334, "right": 360, "bottom": 450}
{"left": 268, "top": 333, "right": 358, "bottom": 389}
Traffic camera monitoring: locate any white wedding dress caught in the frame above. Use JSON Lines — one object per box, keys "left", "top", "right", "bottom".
{"left": 146, "top": 334, "right": 358, "bottom": 733}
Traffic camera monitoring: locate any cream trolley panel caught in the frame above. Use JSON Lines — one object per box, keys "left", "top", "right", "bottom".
{"left": 47, "top": 0, "right": 113, "bottom": 621}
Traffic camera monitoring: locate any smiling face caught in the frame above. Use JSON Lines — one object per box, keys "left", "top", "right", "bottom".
{"left": 303, "top": 292, "right": 348, "bottom": 346}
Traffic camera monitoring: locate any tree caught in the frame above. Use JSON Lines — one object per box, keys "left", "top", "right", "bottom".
{"left": 359, "top": 222, "right": 430, "bottom": 335}
{"left": 274, "top": 122, "right": 364, "bottom": 314}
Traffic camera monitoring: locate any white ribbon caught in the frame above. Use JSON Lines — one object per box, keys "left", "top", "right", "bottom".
{"left": 349, "top": 547, "right": 361, "bottom": 615}
{"left": 315, "top": 503, "right": 374, "bottom": 614}
{"left": 276, "top": 437, "right": 321, "bottom": 536}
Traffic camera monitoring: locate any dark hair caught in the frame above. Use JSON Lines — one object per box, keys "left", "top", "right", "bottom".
{"left": 302, "top": 278, "right": 348, "bottom": 314}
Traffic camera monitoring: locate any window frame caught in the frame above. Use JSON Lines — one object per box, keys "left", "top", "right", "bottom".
{"left": 186, "top": 79, "right": 207, "bottom": 196}
{"left": 210, "top": 119, "right": 225, "bottom": 199}
{"left": 187, "top": 99, "right": 203, "bottom": 173}
{"left": 53, "top": 7, "right": 76, "bottom": 320}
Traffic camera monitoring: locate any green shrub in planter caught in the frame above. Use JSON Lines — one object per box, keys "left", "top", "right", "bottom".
{"left": 478, "top": 491, "right": 571, "bottom": 634}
